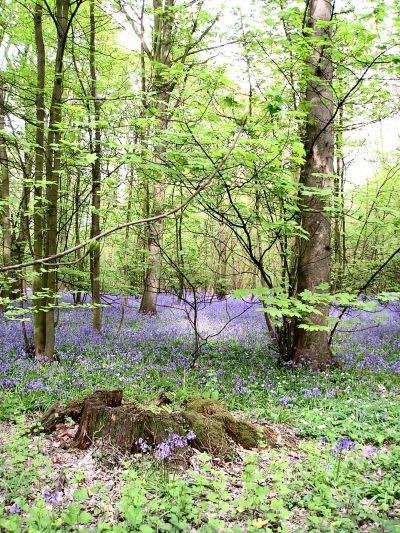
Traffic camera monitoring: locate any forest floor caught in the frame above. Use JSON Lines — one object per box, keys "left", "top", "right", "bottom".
{"left": 1, "top": 295, "right": 400, "bottom": 532}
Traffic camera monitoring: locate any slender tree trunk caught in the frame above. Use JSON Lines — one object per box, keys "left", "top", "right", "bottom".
{"left": 74, "top": 172, "right": 82, "bottom": 305}
{"left": 209, "top": 225, "right": 218, "bottom": 293}
{"left": 231, "top": 237, "right": 238, "bottom": 290}
{"left": 89, "top": 0, "right": 101, "bottom": 330}
{"left": 11, "top": 153, "right": 33, "bottom": 301}
{"left": 119, "top": 166, "right": 136, "bottom": 328}
{"left": 175, "top": 187, "right": 185, "bottom": 299}
{"left": 33, "top": 1, "right": 47, "bottom": 357}
{"left": 43, "top": 0, "right": 69, "bottom": 360}
{"left": 216, "top": 223, "right": 228, "bottom": 299}
{"left": 333, "top": 161, "right": 342, "bottom": 289}
{"left": 255, "top": 191, "right": 264, "bottom": 288}
{"left": 333, "top": 108, "right": 345, "bottom": 291}
{"left": 0, "top": 84, "right": 11, "bottom": 294}
{"left": 291, "top": 0, "right": 336, "bottom": 369}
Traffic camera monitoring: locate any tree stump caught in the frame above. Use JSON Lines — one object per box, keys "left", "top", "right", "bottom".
{"left": 40, "top": 390, "right": 123, "bottom": 433}
{"left": 42, "top": 391, "right": 261, "bottom": 461}
{"left": 183, "top": 398, "right": 260, "bottom": 459}
{"left": 72, "top": 403, "right": 188, "bottom": 452}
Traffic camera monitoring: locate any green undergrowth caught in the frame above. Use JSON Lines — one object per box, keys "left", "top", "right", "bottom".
{"left": 1, "top": 420, "right": 400, "bottom": 532}
{"left": 1, "top": 341, "right": 400, "bottom": 531}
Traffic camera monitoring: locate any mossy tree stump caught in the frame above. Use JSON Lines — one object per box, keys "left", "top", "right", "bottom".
{"left": 40, "top": 390, "right": 123, "bottom": 433}
{"left": 41, "top": 391, "right": 261, "bottom": 460}
{"left": 183, "top": 398, "right": 259, "bottom": 458}
{"left": 72, "top": 404, "right": 188, "bottom": 452}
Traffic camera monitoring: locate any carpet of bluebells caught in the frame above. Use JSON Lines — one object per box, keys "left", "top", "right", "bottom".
{"left": 1, "top": 295, "right": 400, "bottom": 531}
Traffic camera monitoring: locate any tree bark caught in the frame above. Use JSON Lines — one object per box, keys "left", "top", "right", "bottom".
{"left": 42, "top": 0, "right": 70, "bottom": 361}
{"left": 73, "top": 171, "right": 82, "bottom": 305}
{"left": 292, "top": 0, "right": 336, "bottom": 370}
{"left": 33, "top": 1, "right": 47, "bottom": 357}
{"left": 174, "top": 192, "right": 185, "bottom": 300}
{"left": 333, "top": 108, "right": 345, "bottom": 291}
{"left": 89, "top": 0, "right": 101, "bottom": 331}
{"left": 216, "top": 223, "right": 228, "bottom": 299}
{"left": 0, "top": 84, "right": 11, "bottom": 294}
{"left": 41, "top": 389, "right": 123, "bottom": 433}
{"left": 10, "top": 153, "right": 33, "bottom": 301}
{"left": 43, "top": 392, "right": 260, "bottom": 461}
{"left": 139, "top": 0, "right": 174, "bottom": 314}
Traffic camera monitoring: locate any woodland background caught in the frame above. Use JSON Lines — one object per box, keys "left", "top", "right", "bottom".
{"left": 1, "top": 1, "right": 400, "bottom": 531}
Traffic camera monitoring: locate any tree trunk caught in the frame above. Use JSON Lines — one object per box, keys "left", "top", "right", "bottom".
{"left": 33, "top": 1, "right": 47, "bottom": 358}
{"left": 0, "top": 84, "right": 11, "bottom": 299}
{"left": 231, "top": 237, "right": 239, "bottom": 290}
{"left": 174, "top": 185, "right": 185, "bottom": 299}
{"left": 42, "top": 0, "right": 70, "bottom": 361}
{"left": 216, "top": 224, "right": 228, "bottom": 299}
{"left": 41, "top": 389, "right": 123, "bottom": 433}
{"left": 333, "top": 108, "right": 345, "bottom": 291}
{"left": 73, "top": 172, "right": 82, "bottom": 305}
{"left": 139, "top": 1, "right": 174, "bottom": 314}
{"left": 89, "top": 0, "right": 101, "bottom": 331}
{"left": 10, "top": 153, "right": 33, "bottom": 301}
{"left": 292, "top": 0, "right": 336, "bottom": 370}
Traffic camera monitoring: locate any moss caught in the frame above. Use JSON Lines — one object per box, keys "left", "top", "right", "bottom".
{"left": 140, "top": 411, "right": 187, "bottom": 445}
{"left": 55, "top": 393, "right": 260, "bottom": 460}
{"left": 184, "top": 398, "right": 260, "bottom": 453}
{"left": 183, "top": 410, "right": 234, "bottom": 460}
{"left": 224, "top": 419, "right": 260, "bottom": 449}
{"left": 185, "top": 398, "right": 227, "bottom": 416}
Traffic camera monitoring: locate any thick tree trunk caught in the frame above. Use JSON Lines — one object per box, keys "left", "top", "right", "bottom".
{"left": 89, "top": 0, "right": 102, "bottom": 331}
{"left": 139, "top": 95, "right": 169, "bottom": 313}
{"left": 41, "top": 389, "right": 123, "bottom": 433}
{"left": 292, "top": 0, "right": 336, "bottom": 370}
{"left": 139, "top": 1, "right": 174, "bottom": 314}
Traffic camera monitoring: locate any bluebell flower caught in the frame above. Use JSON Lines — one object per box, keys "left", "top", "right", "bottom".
{"left": 186, "top": 431, "right": 196, "bottom": 441}
{"left": 43, "top": 489, "right": 63, "bottom": 505}
{"left": 154, "top": 431, "right": 195, "bottom": 460}
{"left": 279, "top": 395, "right": 292, "bottom": 405}
{"left": 0, "top": 378, "right": 20, "bottom": 389}
{"left": 365, "top": 446, "right": 379, "bottom": 458}
{"left": 303, "top": 388, "right": 322, "bottom": 398}
{"left": 10, "top": 502, "right": 21, "bottom": 515}
{"left": 155, "top": 441, "right": 173, "bottom": 460}
{"left": 25, "top": 379, "right": 45, "bottom": 392}
{"left": 332, "top": 437, "right": 355, "bottom": 456}
{"left": 135, "top": 437, "right": 150, "bottom": 453}
{"left": 233, "top": 377, "right": 250, "bottom": 394}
